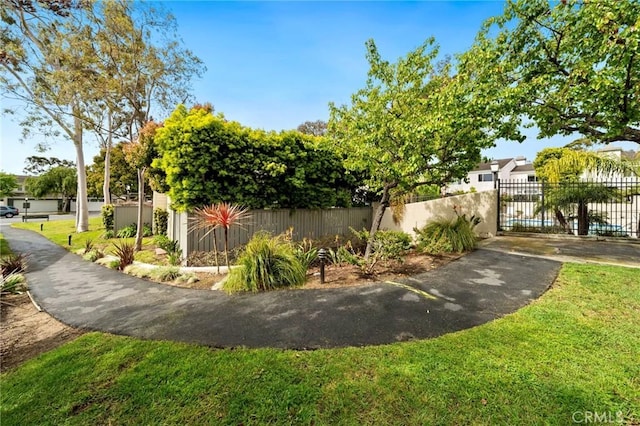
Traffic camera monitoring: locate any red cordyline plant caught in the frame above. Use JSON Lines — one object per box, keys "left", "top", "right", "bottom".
{"left": 189, "top": 203, "right": 251, "bottom": 271}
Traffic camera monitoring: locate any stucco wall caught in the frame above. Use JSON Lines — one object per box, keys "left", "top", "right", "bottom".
{"left": 378, "top": 191, "right": 498, "bottom": 239}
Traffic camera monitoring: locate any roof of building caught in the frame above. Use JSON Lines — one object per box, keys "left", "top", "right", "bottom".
{"left": 472, "top": 158, "right": 513, "bottom": 172}
{"left": 512, "top": 164, "right": 535, "bottom": 173}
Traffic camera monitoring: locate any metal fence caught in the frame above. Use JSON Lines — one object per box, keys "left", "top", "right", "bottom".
{"left": 498, "top": 179, "right": 640, "bottom": 238}
{"left": 170, "top": 207, "right": 373, "bottom": 256}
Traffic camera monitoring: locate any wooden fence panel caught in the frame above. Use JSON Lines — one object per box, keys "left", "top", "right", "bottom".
{"left": 169, "top": 207, "right": 372, "bottom": 256}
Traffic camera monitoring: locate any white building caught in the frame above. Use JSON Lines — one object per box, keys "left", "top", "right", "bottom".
{"left": 447, "top": 156, "right": 536, "bottom": 194}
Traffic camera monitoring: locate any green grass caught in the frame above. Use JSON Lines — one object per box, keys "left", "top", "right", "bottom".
{"left": 1, "top": 263, "right": 639, "bottom": 424}
{"left": 12, "top": 218, "right": 159, "bottom": 263}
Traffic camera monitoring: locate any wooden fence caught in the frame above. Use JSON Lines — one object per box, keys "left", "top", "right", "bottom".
{"left": 114, "top": 204, "right": 153, "bottom": 232}
{"left": 169, "top": 207, "right": 372, "bottom": 256}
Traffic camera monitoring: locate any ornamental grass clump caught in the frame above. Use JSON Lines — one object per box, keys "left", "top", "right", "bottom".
{"left": 224, "top": 232, "right": 306, "bottom": 293}
{"left": 416, "top": 206, "right": 481, "bottom": 254}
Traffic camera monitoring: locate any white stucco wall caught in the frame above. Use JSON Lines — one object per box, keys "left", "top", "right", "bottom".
{"left": 378, "top": 191, "right": 498, "bottom": 239}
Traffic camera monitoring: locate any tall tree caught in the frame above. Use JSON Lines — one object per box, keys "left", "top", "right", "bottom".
{"left": 533, "top": 147, "right": 637, "bottom": 235}
{"left": 297, "top": 120, "right": 327, "bottom": 137}
{"left": 0, "top": 172, "right": 19, "bottom": 198}
{"left": 86, "top": 142, "right": 147, "bottom": 200}
{"left": 23, "top": 156, "right": 75, "bottom": 175}
{"left": 25, "top": 166, "right": 77, "bottom": 212}
{"left": 462, "top": 0, "right": 640, "bottom": 145}
{"left": 1, "top": 0, "right": 97, "bottom": 231}
{"left": 328, "top": 39, "right": 512, "bottom": 258}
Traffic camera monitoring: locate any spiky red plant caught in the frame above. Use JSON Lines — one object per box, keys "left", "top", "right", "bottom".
{"left": 216, "top": 203, "right": 251, "bottom": 267}
{"left": 189, "top": 205, "right": 222, "bottom": 272}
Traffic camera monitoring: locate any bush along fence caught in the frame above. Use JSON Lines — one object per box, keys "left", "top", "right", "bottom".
{"left": 498, "top": 179, "right": 640, "bottom": 238}
{"left": 168, "top": 207, "right": 372, "bottom": 257}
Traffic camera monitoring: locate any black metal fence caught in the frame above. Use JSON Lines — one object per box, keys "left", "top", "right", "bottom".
{"left": 498, "top": 179, "right": 640, "bottom": 238}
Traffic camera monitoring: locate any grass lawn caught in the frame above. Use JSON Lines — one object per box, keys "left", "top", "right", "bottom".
{"left": 1, "top": 263, "right": 638, "bottom": 425}
{"left": 12, "top": 218, "right": 160, "bottom": 263}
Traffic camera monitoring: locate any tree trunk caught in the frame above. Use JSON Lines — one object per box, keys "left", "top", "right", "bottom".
{"left": 135, "top": 168, "right": 145, "bottom": 252}
{"left": 74, "top": 114, "right": 89, "bottom": 232}
{"left": 364, "top": 182, "right": 397, "bottom": 259}
{"left": 554, "top": 208, "right": 572, "bottom": 234}
{"left": 102, "top": 110, "right": 112, "bottom": 205}
{"left": 577, "top": 201, "right": 589, "bottom": 236}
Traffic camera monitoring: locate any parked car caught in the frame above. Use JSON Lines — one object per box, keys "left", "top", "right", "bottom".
{"left": 0, "top": 206, "right": 19, "bottom": 218}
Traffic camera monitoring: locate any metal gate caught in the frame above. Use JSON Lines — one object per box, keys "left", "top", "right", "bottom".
{"left": 497, "top": 179, "right": 640, "bottom": 238}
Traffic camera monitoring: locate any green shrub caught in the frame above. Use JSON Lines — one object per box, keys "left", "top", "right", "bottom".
{"left": 153, "top": 234, "right": 182, "bottom": 265}
{"left": 82, "top": 249, "right": 104, "bottom": 262}
{"left": 112, "top": 241, "right": 135, "bottom": 270}
{"left": 0, "top": 253, "right": 27, "bottom": 277}
{"left": 117, "top": 223, "right": 137, "bottom": 238}
{"left": 371, "top": 230, "right": 412, "bottom": 261}
{"left": 101, "top": 204, "right": 114, "bottom": 231}
{"left": 415, "top": 212, "right": 481, "bottom": 255}
{"left": 123, "top": 265, "right": 151, "bottom": 279}
{"left": 293, "top": 238, "right": 318, "bottom": 270}
{"left": 102, "top": 230, "right": 115, "bottom": 239}
{"left": 154, "top": 208, "right": 168, "bottom": 236}
{"left": 224, "top": 232, "right": 306, "bottom": 293}
{"left": 1, "top": 273, "right": 27, "bottom": 295}
{"left": 150, "top": 266, "right": 181, "bottom": 282}
{"left": 142, "top": 223, "right": 153, "bottom": 237}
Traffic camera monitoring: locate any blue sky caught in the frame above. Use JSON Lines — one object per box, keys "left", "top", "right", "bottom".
{"left": 0, "top": 1, "right": 634, "bottom": 175}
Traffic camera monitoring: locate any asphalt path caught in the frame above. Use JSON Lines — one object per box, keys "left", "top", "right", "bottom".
{"left": 2, "top": 226, "right": 561, "bottom": 349}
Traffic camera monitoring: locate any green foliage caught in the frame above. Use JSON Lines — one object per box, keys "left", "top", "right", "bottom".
{"left": 0, "top": 171, "right": 19, "bottom": 198}
{"left": 328, "top": 39, "right": 506, "bottom": 258}
{"left": 416, "top": 210, "right": 481, "bottom": 254}
{"left": 1, "top": 273, "right": 27, "bottom": 296}
{"left": 153, "top": 234, "right": 182, "bottom": 266}
{"left": 25, "top": 166, "right": 77, "bottom": 211}
{"left": 223, "top": 232, "right": 306, "bottom": 293}
{"left": 293, "top": 238, "right": 319, "bottom": 270}
{"left": 82, "top": 249, "right": 104, "bottom": 262}
{"left": 153, "top": 208, "right": 168, "bottom": 236}
{"left": 87, "top": 143, "right": 149, "bottom": 199}
{"left": 112, "top": 241, "right": 135, "bottom": 270}
{"left": 0, "top": 253, "right": 27, "bottom": 277}
{"left": 153, "top": 105, "right": 361, "bottom": 211}
{"left": 462, "top": 0, "right": 640, "bottom": 145}
{"left": 101, "top": 204, "right": 115, "bottom": 232}
{"left": 102, "top": 230, "right": 115, "bottom": 240}
{"left": 149, "top": 266, "right": 181, "bottom": 282}
{"left": 117, "top": 224, "right": 137, "bottom": 239}
{"left": 349, "top": 229, "right": 412, "bottom": 274}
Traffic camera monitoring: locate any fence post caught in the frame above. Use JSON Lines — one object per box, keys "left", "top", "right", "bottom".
{"left": 496, "top": 179, "right": 501, "bottom": 235}
{"left": 540, "top": 181, "right": 545, "bottom": 231}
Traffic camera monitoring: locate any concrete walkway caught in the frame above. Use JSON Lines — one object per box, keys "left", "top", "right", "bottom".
{"left": 3, "top": 227, "right": 566, "bottom": 349}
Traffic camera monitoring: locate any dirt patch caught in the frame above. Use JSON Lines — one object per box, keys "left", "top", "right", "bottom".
{"left": 1, "top": 294, "right": 84, "bottom": 372}
{"left": 303, "top": 251, "right": 463, "bottom": 289}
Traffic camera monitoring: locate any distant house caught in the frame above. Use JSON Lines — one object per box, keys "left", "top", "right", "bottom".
{"left": 447, "top": 156, "right": 536, "bottom": 194}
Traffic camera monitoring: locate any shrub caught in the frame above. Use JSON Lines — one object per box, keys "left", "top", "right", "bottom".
{"left": 293, "top": 238, "right": 318, "bottom": 270}
{"left": 0, "top": 253, "right": 27, "bottom": 277}
{"left": 1, "top": 273, "right": 27, "bottom": 295}
{"left": 224, "top": 232, "right": 306, "bottom": 293}
{"left": 83, "top": 238, "right": 94, "bottom": 254}
{"left": 154, "top": 234, "right": 182, "bottom": 265}
{"left": 142, "top": 223, "right": 153, "bottom": 237}
{"left": 415, "top": 209, "right": 481, "bottom": 254}
{"left": 117, "top": 223, "right": 137, "bottom": 238}
{"left": 82, "top": 249, "right": 104, "bottom": 262}
{"left": 112, "top": 241, "right": 135, "bottom": 270}
{"left": 150, "top": 266, "right": 181, "bottom": 282}
{"left": 102, "top": 230, "right": 115, "bottom": 239}
{"left": 153, "top": 208, "right": 168, "bottom": 236}
{"left": 356, "top": 230, "right": 412, "bottom": 275}
{"left": 123, "top": 265, "right": 152, "bottom": 279}
{"left": 101, "top": 204, "right": 115, "bottom": 231}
